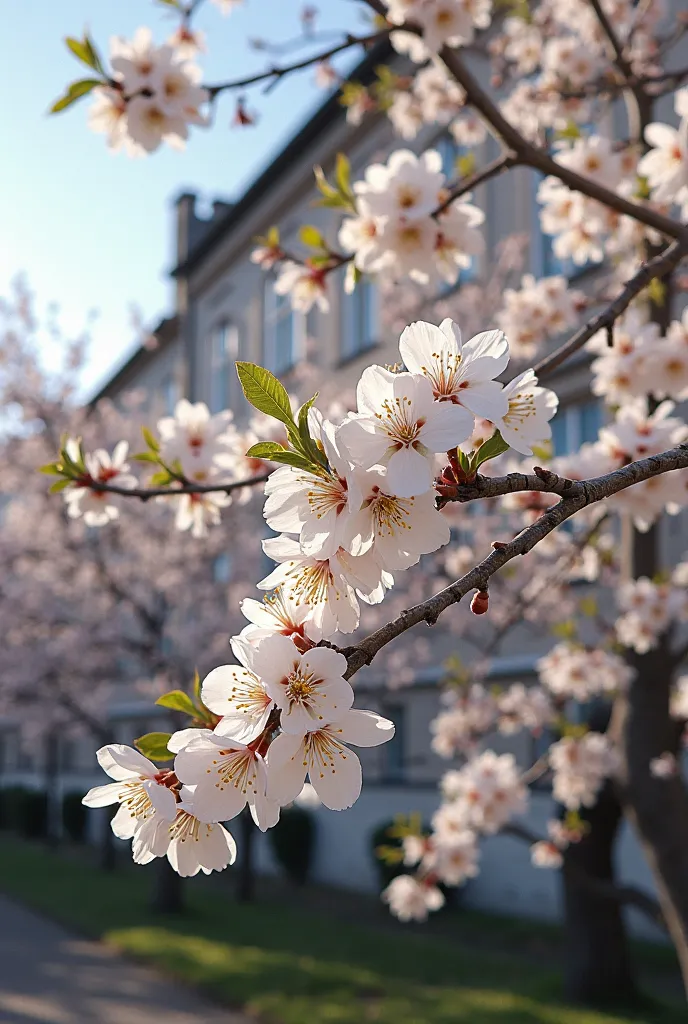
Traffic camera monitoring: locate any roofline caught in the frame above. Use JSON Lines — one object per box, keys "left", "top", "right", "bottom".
{"left": 170, "top": 39, "right": 393, "bottom": 278}
{"left": 87, "top": 314, "right": 179, "bottom": 406}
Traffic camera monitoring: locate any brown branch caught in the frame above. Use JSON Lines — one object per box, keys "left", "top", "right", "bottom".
{"left": 503, "top": 823, "right": 667, "bottom": 931}
{"left": 437, "top": 45, "right": 686, "bottom": 243}
{"left": 534, "top": 238, "right": 688, "bottom": 379}
{"left": 587, "top": 0, "right": 635, "bottom": 81}
{"left": 205, "top": 29, "right": 392, "bottom": 97}
{"left": 81, "top": 471, "right": 270, "bottom": 501}
{"left": 342, "top": 444, "right": 688, "bottom": 679}
{"left": 434, "top": 151, "right": 518, "bottom": 216}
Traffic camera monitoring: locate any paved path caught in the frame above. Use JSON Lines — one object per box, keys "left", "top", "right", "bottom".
{"left": 0, "top": 894, "right": 244, "bottom": 1023}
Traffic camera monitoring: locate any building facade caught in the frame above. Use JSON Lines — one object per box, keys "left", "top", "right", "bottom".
{"left": 2, "top": 45, "right": 682, "bottom": 937}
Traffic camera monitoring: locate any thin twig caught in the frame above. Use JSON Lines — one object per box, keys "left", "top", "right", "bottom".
{"left": 434, "top": 151, "right": 518, "bottom": 216}
{"left": 81, "top": 472, "right": 270, "bottom": 501}
{"left": 342, "top": 444, "right": 688, "bottom": 679}
{"left": 205, "top": 29, "right": 392, "bottom": 97}
{"left": 534, "top": 238, "right": 688, "bottom": 379}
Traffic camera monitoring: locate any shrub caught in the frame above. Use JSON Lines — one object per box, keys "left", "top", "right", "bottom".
{"left": 268, "top": 806, "right": 315, "bottom": 885}
{"left": 0, "top": 786, "right": 49, "bottom": 838}
{"left": 62, "top": 791, "right": 88, "bottom": 843}
{"left": 0, "top": 786, "right": 31, "bottom": 831}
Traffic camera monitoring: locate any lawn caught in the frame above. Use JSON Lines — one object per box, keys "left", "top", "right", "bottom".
{"left": 0, "top": 837, "right": 682, "bottom": 1024}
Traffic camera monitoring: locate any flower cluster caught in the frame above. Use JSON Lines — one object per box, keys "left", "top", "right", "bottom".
{"left": 639, "top": 88, "right": 688, "bottom": 219}
{"left": 615, "top": 575, "right": 688, "bottom": 654}
{"left": 339, "top": 149, "right": 485, "bottom": 289}
{"left": 89, "top": 28, "right": 208, "bottom": 155}
{"left": 496, "top": 274, "right": 585, "bottom": 360}
{"left": 85, "top": 635, "right": 395, "bottom": 873}
{"left": 588, "top": 308, "right": 688, "bottom": 405}
{"left": 549, "top": 732, "right": 618, "bottom": 810}
{"left": 385, "top": 0, "right": 493, "bottom": 62}
{"left": 537, "top": 643, "right": 632, "bottom": 702}
{"left": 430, "top": 680, "right": 554, "bottom": 756}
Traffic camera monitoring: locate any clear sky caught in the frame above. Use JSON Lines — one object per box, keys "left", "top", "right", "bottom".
{"left": 0, "top": 0, "right": 365, "bottom": 395}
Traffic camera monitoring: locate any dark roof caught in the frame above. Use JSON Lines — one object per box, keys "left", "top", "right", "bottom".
{"left": 171, "top": 39, "right": 393, "bottom": 278}
{"left": 88, "top": 314, "right": 179, "bottom": 406}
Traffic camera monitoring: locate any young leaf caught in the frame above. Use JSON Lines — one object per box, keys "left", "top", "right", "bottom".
{"left": 313, "top": 164, "right": 339, "bottom": 200}
{"left": 335, "top": 152, "right": 352, "bottom": 199}
{"left": 297, "top": 394, "right": 320, "bottom": 458}
{"left": 471, "top": 430, "right": 511, "bottom": 471}
{"left": 268, "top": 451, "right": 317, "bottom": 470}
{"left": 65, "top": 36, "right": 101, "bottom": 71}
{"left": 236, "top": 362, "right": 295, "bottom": 426}
{"left": 299, "top": 225, "right": 327, "bottom": 250}
{"left": 155, "top": 690, "right": 198, "bottom": 717}
{"left": 245, "top": 441, "right": 287, "bottom": 459}
{"left": 132, "top": 451, "right": 160, "bottom": 463}
{"left": 39, "top": 463, "right": 63, "bottom": 476}
{"left": 193, "top": 669, "right": 201, "bottom": 703}
{"left": 134, "top": 732, "right": 174, "bottom": 762}
{"left": 142, "top": 426, "right": 161, "bottom": 452}
{"left": 49, "top": 478, "right": 73, "bottom": 493}
{"left": 50, "top": 78, "right": 102, "bottom": 114}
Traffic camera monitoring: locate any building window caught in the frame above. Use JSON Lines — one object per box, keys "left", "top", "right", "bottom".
{"left": 161, "top": 374, "right": 180, "bottom": 415}
{"left": 551, "top": 399, "right": 602, "bottom": 456}
{"left": 213, "top": 552, "right": 233, "bottom": 584}
{"left": 264, "top": 280, "right": 302, "bottom": 376}
{"left": 341, "top": 278, "right": 377, "bottom": 361}
{"left": 381, "top": 704, "right": 406, "bottom": 783}
{"left": 209, "top": 321, "right": 239, "bottom": 413}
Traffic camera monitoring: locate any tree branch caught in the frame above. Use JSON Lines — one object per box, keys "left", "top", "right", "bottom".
{"left": 80, "top": 471, "right": 270, "bottom": 501}
{"left": 205, "top": 29, "right": 392, "bottom": 97}
{"left": 534, "top": 238, "right": 688, "bottom": 379}
{"left": 434, "top": 151, "right": 519, "bottom": 216}
{"left": 504, "top": 823, "right": 667, "bottom": 931}
{"left": 343, "top": 444, "right": 688, "bottom": 679}
{"left": 437, "top": 45, "right": 686, "bottom": 243}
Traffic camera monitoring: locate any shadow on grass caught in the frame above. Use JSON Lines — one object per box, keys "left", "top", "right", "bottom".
{"left": 0, "top": 838, "right": 682, "bottom": 1024}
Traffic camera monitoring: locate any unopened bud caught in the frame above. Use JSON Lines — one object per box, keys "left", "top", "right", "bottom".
{"left": 470, "top": 590, "right": 489, "bottom": 615}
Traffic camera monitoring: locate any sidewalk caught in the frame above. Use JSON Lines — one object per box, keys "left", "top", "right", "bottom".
{"left": 0, "top": 894, "right": 245, "bottom": 1023}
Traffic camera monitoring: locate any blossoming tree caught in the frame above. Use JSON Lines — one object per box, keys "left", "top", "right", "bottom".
{"left": 38, "top": 0, "right": 688, "bottom": 1001}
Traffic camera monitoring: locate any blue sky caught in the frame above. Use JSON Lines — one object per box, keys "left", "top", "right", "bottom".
{"left": 0, "top": 0, "right": 366, "bottom": 395}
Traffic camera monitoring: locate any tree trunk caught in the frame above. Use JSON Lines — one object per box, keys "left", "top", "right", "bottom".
{"left": 611, "top": 632, "right": 688, "bottom": 994}
{"left": 562, "top": 779, "right": 637, "bottom": 1004}
{"left": 236, "top": 808, "right": 256, "bottom": 903}
{"left": 151, "top": 856, "right": 185, "bottom": 914}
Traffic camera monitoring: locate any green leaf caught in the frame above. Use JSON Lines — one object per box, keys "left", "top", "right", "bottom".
{"left": 647, "top": 277, "right": 666, "bottom": 307}
{"left": 155, "top": 690, "right": 198, "bottom": 717}
{"left": 471, "top": 430, "right": 511, "bottom": 471}
{"left": 236, "top": 362, "right": 295, "bottom": 427}
{"left": 313, "top": 165, "right": 339, "bottom": 199}
{"left": 335, "top": 153, "right": 352, "bottom": 199}
{"left": 39, "top": 463, "right": 63, "bottom": 476}
{"left": 456, "top": 448, "right": 471, "bottom": 474}
{"left": 245, "top": 441, "right": 288, "bottom": 459}
{"left": 456, "top": 152, "right": 476, "bottom": 178}
{"left": 65, "top": 35, "right": 103, "bottom": 73}
{"left": 193, "top": 669, "right": 201, "bottom": 703}
{"left": 299, "top": 225, "right": 326, "bottom": 250}
{"left": 267, "top": 451, "right": 316, "bottom": 470}
{"left": 531, "top": 440, "right": 553, "bottom": 461}
{"left": 134, "top": 732, "right": 173, "bottom": 762}
{"left": 149, "top": 470, "right": 173, "bottom": 486}
{"left": 132, "top": 451, "right": 160, "bottom": 463}
{"left": 49, "top": 478, "right": 73, "bottom": 493}
{"left": 579, "top": 596, "right": 598, "bottom": 618}
{"left": 142, "top": 426, "right": 160, "bottom": 452}
{"left": 297, "top": 394, "right": 320, "bottom": 458}
{"left": 50, "top": 78, "right": 102, "bottom": 114}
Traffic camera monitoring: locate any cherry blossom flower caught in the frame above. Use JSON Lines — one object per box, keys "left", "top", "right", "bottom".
{"left": 491, "top": 369, "right": 558, "bottom": 456}
{"left": 550, "top": 733, "right": 618, "bottom": 810}
{"left": 638, "top": 88, "right": 688, "bottom": 218}
{"left": 158, "top": 399, "right": 238, "bottom": 477}
{"left": 382, "top": 874, "right": 445, "bottom": 921}
{"left": 239, "top": 588, "right": 310, "bottom": 645}
{"left": 63, "top": 441, "right": 137, "bottom": 526}
{"left": 440, "top": 751, "right": 528, "bottom": 834}
{"left": 259, "top": 535, "right": 391, "bottom": 639}
{"left": 338, "top": 366, "right": 473, "bottom": 497}
{"left": 166, "top": 485, "right": 232, "bottom": 539}
{"left": 250, "top": 634, "right": 353, "bottom": 735}
{"left": 399, "top": 318, "right": 509, "bottom": 420}
{"left": 531, "top": 840, "right": 564, "bottom": 868}
{"left": 343, "top": 467, "right": 451, "bottom": 571}
{"left": 173, "top": 731, "right": 279, "bottom": 830}
{"left": 650, "top": 753, "right": 678, "bottom": 779}
{"left": 132, "top": 789, "right": 237, "bottom": 876}
{"left": 423, "top": 829, "right": 480, "bottom": 885}
{"left": 537, "top": 644, "right": 632, "bottom": 701}
{"left": 200, "top": 636, "right": 274, "bottom": 743}
{"left": 263, "top": 420, "right": 356, "bottom": 558}
{"left": 274, "top": 261, "right": 329, "bottom": 314}
{"left": 82, "top": 744, "right": 177, "bottom": 841}
{"left": 267, "top": 709, "right": 395, "bottom": 809}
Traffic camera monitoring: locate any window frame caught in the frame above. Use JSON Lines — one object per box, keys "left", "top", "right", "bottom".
{"left": 208, "top": 319, "right": 240, "bottom": 414}
{"left": 263, "top": 278, "right": 304, "bottom": 377}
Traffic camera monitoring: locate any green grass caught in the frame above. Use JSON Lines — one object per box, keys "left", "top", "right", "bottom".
{"left": 0, "top": 838, "right": 681, "bottom": 1024}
